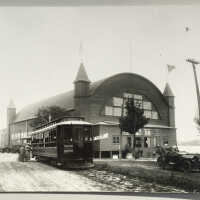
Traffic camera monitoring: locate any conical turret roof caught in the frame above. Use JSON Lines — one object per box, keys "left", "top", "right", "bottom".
{"left": 163, "top": 83, "right": 174, "bottom": 97}
{"left": 74, "top": 62, "right": 90, "bottom": 83}
{"left": 8, "top": 99, "right": 15, "bottom": 108}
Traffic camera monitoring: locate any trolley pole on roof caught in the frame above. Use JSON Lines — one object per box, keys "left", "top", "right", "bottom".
{"left": 186, "top": 58, "right": 200, "bottom": 120}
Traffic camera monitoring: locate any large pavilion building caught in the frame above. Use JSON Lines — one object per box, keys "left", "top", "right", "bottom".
{"left": 6, "top": 63, "right": 177, "bottom": 158}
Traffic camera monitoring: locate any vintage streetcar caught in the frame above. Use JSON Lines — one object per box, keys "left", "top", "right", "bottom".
{"left": 31, "top": 117, "right": 94, "bottom": 169}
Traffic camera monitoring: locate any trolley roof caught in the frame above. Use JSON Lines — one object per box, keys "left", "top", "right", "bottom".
{"left": 31, "top": 120, "right": 92, "bottom": 135}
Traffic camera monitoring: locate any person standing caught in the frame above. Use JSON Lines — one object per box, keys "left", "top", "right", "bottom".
{"left": 25, "top": 144, "right": 31, "bottom": 161}
{"left": 18, "top": 145, "right": 25, "bottom": 162}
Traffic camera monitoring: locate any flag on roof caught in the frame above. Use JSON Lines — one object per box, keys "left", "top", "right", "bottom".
{"left": 167, "top": 64, "right": 175, "bottom": 73}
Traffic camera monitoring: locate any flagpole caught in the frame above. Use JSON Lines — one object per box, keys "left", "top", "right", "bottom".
{"left": 129, "top": 40, "right": 133, "bottom": 73}
{"left": 79, "top": 41, "right": 84, "bottom": 63}
{"left": 166, "top": 65, "right": 168, "bottom": 84}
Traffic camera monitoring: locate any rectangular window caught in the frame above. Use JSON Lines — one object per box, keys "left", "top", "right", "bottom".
{"left": 163, "top": 137, "right": 168, "bottom": 145}
{"left": 134, "top": 99, "right": 142, "bottom": 108}
{"left": 113, "top": 97, "right": 123, "bottom": 107}
{"left": 113, "top": 136, "right": 120, "bottom": 144}
{"left": 44, "top": 131, "right": 49, "bottom": 146}
{"left": 39, "top": 132, "right": 44, "bottom": 147}
{"left": 152, "top": 111, "right": 158, "bottom": 119}
{"left": 134, "top": 94, "right": 143, "bottom": 100}
{"left": 123, "top": 93, "right": 133, "bottom": 98}
{"left": 143, "top": 101, "right": 152, "bottom": 110}
{"left": 127, "top": 137, "right": 132, "bottom": 146}
{"left": 135, "top": 137, "right": 142, "bottom": 147}
{"left": 144, "top": 110, "right": 152, "bottom": 119}
{"left": 63, "top": 127, "right": 72, "bottom": 144}
{"left": 49, "top": 129, "right": 56, "bottom": 147}
{"left": 113, "top": 107, "right": 122, "bottom": 117}
{"left": 105, "top": 106, "right": 113, "bottom": 116}
{"left": 123, "top": 108, "right": 127, "bottom": 116}
{"left": 154, "top": 136, "right": 161, "bottom": 146}
{"left": 144, "top": 129, "right": 151, "bottom": 136}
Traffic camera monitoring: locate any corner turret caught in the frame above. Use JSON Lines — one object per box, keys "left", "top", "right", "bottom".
{"left": 7, "top": 99, "right": 16, "bottom": 126}
{"left": 163, "top": 83, "right": 175, "bottom": 127}
{"left": 74, "top": 62, "right": 91, "bottom": 97}
{"left": 7, "top": 99, "right": 16, "bottom": 147}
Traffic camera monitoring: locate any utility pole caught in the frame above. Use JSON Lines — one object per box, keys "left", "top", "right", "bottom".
{"left": 186, "top": 58, "right": 200, "bottom": 120}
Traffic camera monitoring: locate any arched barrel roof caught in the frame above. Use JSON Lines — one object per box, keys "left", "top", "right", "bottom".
{"left": 14, "top": 73, "right": 168, "bottom": 123}
{"left": 89, "top": 73, "right": 168, "bottom": 105}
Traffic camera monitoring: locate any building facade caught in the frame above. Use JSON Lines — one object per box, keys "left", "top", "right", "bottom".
{"left": 6, "top": 63, "right": 177, "bottom": 158}
{"left": 0, "top": 128, "right": 8, "bottom": 148}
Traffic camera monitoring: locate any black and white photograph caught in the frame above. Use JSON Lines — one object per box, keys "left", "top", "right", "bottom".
{"left": 0, "top": 0, "right": 199, "bottom": 198}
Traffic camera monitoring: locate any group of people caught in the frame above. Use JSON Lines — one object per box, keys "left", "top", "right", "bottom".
{"left": 18, "top": 144, "right": 31, "bottom": 162}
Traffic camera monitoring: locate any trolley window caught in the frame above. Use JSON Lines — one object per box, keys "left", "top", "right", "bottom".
{"left": 45, "top": 129, "right": 56, "bottom": 147}
{"left": 73, "top": 126, "right": 92, "bottom": 142}
{"left": 63, "top": 126, "right": 72, "bottom": 145}
{"left": 83, "top": 126, "right": 93, "bottom": 141}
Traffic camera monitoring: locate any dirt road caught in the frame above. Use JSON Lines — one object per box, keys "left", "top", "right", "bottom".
{"left": 0, "top": 153, "right": 189, "bottom": 192}
{"left": 0, "top": 153, "right": 110, "bottom": 192}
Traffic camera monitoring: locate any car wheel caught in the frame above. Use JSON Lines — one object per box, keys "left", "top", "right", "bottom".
{"left": 181, "top": 160, "right": 191, "bottom": 173}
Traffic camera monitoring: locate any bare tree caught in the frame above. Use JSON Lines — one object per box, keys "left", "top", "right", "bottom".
{"left": 30, "top": 106, "right": 69, "bottom": 129}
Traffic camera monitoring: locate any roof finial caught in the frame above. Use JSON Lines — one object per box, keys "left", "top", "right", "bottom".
{"left": 79, "top": 41, "right": 84, "bottom": 63}
{"left": 8, "top": 98, "right": 15, "bottom": 108}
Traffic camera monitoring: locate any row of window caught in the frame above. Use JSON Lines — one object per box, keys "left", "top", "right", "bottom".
{"left": 113, "top": 96, "right": 151, "bottom": 109}
{"left": 104, "top": 93, "right": 159, "bottom": 120}
{"left": 32, "top": 129, "right": 57, "bottom": 147}
{"left": 112, "top": 135, "right": 163, "bottom": 148}
{"left": 11, "top": 132, "right": 31, "bottom": 140}
{"left": 31, "top": 126, "right": 92, "bottom": 148}
{"left": 105, "top": 106, "right": 158, "bottom": 119}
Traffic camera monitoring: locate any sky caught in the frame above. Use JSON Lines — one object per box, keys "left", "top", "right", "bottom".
{"left": 0, "top": 4, "right": 200, "bottom": 143}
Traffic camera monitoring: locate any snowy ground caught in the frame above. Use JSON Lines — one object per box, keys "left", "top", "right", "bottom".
{"left": 0, "top": 153, "right": 110, "bottom": 192}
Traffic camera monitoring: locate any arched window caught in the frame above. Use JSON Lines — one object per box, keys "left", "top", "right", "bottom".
{"left": 103, "top": 92, "right": 159, "bottom": 120}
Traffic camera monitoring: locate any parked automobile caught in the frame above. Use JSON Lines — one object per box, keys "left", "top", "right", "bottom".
{"left": 156, "top": 146, "right": 200, "bottom": 172}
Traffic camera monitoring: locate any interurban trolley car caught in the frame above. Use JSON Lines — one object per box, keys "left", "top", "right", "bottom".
{"left": 31, "top": 117, "right": 94, "bottom": 169}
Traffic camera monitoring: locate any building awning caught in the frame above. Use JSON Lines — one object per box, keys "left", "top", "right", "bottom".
{"left": 144, "top": 124, "right": 175, "bottom": 129}
{"left": 94, "top": 121, "right": 119, "bottom": 126}
{"left": 94, "top": 121, "right": 175, "bottom": 129}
